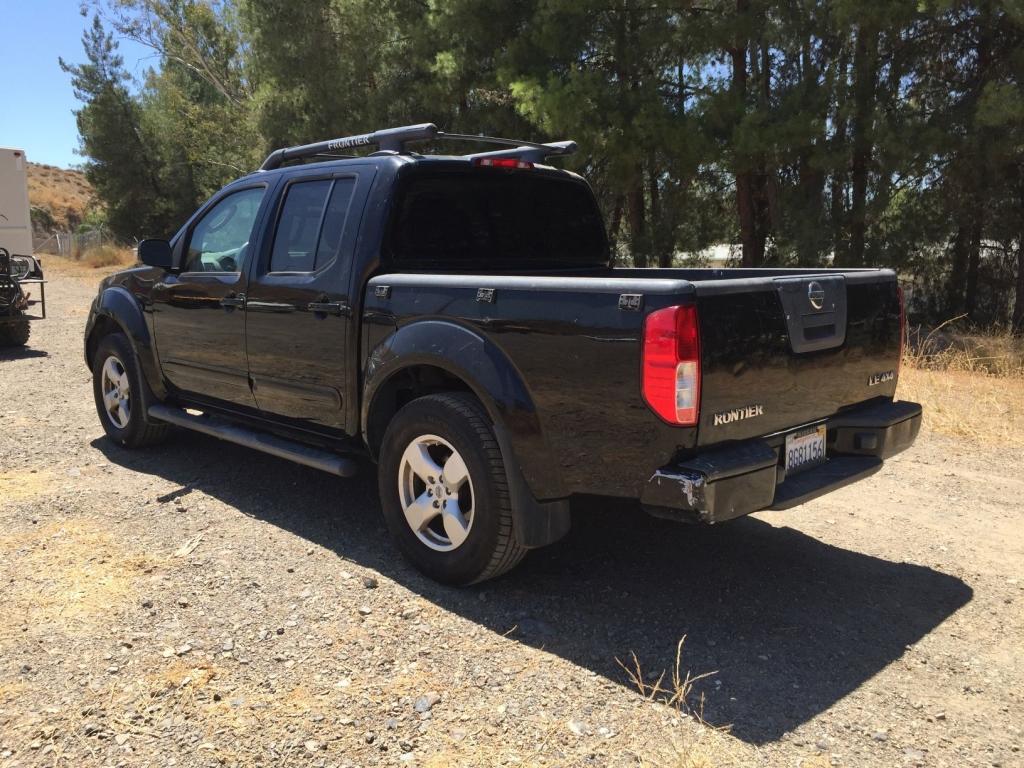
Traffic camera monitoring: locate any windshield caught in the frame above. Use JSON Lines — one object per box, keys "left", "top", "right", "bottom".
{"left": 387, "top": 169, "right": 608, "bottom": 270}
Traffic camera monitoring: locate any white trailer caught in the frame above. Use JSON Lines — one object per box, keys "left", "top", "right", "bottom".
{"left": 0, "top": 147, "right": 46, "bottom": 346}
{"left": 0, "top": 147, "right": 34, "bottom": 257}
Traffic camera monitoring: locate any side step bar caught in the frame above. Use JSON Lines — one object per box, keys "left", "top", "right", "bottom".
{"left": 148, "top": 404, "right": 358, "bottom": 477}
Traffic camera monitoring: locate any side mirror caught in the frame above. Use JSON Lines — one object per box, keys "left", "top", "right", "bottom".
{"left": 138, "top": 239, "right": 173, "bottom": 269}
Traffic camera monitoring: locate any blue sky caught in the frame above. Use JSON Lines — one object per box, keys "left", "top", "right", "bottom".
{"left": 2, "top": 0, "right": 152, "bottom": 168}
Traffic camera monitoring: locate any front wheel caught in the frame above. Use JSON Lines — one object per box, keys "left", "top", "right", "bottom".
{"left": 91, "top": 332, "right": 169, "bottom": 448}
{"left": 377, "top": 393, "right": 526, "bottom": 585}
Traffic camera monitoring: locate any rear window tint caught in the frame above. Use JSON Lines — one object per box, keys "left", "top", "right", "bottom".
{"left": 387, "top": 170, "right": 608, "bottom": 269}
{"left": 315, "top": 178, "right": 355, "bottom": 266}
{"left": 270, "top": 180, "right": 331, "bottom": 272}
{"left": 270, "top": 177, "right": 357, "bottom": 272}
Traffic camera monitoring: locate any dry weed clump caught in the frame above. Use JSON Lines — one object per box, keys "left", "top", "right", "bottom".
{"left": 905, "top": 318, "right": 1024, "bottom": 377}
{"left": 616, "top": 636, "right": 717, "bottom": 721}
{"left": 81, "top": 244, "right": 136, "bottom": 268}
{"left": 899, "top": 320, "right": 1024, "bottom": 446}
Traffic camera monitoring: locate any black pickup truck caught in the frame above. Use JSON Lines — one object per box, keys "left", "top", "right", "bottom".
{"left": 84, "top": 123, "right": 921, "bottom": 584}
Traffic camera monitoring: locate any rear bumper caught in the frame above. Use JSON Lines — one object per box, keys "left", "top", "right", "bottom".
{"left": 641, "top": 399, "right": 922, "bottom": 523}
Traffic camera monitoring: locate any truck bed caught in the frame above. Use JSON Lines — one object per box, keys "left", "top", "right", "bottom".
{"left": 362, "top": 266, "right": 904, "bottom": 503}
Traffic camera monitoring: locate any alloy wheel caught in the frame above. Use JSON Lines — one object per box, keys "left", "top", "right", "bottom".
{"left": 398, "top": 434, "right": 474, "bottom": 551}
{"left": 100, "top": 355, "right": 131, "bottom": 429}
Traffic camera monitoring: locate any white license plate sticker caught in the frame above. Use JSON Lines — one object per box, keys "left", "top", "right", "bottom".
{"left": 785, "top": 425, "right": 827, "bottom": 474}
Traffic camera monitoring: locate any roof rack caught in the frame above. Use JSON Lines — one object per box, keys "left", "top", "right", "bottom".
{"left": 258, "top": 123, "right": 577, "bottom": 170}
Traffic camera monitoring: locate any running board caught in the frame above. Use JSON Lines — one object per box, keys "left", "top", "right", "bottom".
{"left": 147, "top": 404, "right": 358, "bottom": 477}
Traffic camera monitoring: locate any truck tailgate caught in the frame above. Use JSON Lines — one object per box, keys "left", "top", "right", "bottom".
{"left": 693, "top": 270, "right": 901, "bottom": 445}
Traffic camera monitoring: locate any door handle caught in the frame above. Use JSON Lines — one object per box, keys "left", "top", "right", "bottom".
{"left": 307, "top": 301, "right": 349, "bottom": 317}
{"left": 220, "top": 293, "right": 245, "bottom": 309}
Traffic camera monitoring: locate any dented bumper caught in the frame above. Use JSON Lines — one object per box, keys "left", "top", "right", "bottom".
{"left": 640, "top": 398, "right": 922, "bottom": 523}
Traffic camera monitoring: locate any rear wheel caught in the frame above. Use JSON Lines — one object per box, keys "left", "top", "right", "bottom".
{"left": 377, "top": 393, "right": 526, "bottom": 585}
{"left": 0, "top": 318, "right": 30, "bottom": 347}
{"left": 91, "top": 332, "right": 169, "bottom": 448}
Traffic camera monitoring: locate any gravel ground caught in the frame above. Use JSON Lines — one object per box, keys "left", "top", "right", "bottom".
{"left": 1, "top": 259, "right": 1021, "bottom": 768}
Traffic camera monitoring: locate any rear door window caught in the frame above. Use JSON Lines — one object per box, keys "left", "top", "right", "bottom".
{"left": 269, "top": 177, "right": 357, "bottom": 273}
{"left": 270, "top": 180, "right": 332, "bottom": 272}
{"left": 315, "top": 178, "right": 356, "bottom": 266}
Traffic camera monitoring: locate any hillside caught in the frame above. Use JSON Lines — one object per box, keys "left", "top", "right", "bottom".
{"left": 26, "top": 161, "right": 94, "bottom": 233}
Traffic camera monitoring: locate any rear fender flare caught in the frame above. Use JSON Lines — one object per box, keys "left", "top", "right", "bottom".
{"left": 362, "top": 319, "right": 566, "bottom": 502}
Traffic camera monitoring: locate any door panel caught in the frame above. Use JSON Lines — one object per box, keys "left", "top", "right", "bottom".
{"left": 245, "top": 168, "right": 372, "bottom": 432}
{"left": 152, "top": 185, "right": 269, "bottom": 407}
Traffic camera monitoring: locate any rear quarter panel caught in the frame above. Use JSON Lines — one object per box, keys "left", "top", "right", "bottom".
{"left": 363, "top": 274, "right": 697, "bottom": 500}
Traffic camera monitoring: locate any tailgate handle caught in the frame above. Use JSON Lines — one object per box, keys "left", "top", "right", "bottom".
{"left": 774, "top": 276, "right": 847, "bottom": 354}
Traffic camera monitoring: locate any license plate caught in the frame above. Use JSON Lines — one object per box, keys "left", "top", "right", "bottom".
{"left": 784, "top": 425, "right": 827, "bottom": 475}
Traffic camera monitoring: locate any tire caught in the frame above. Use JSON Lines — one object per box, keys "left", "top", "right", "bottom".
{"left": 0, "top": 318, "right": 30, "bottom": 347}
{"left": 377, "top": 392, "right": 527, "bottom": 585}
{"left": 92, "top": 332, "right": 170, "bottom": 448}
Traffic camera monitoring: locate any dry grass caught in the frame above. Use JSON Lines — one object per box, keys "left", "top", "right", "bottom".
{"left": 0, "top": 519, "right": 155, "bottom": 638}
{"left": 906, "top": 319, "right": 1024, "bottom": 377}
{"left": 900, "top": 323, "right": 1024, "bottom": 446}
{"left": 0, "top": 469, "right": 55, "bottom": 501}
{"left": 81, "top": 244, "right": 136, "bottom": 268}
{"left": 26, "top": 162, "right": 94, "bottom": 231}
{"left": 608, "top": 637, "right": 745, "bottom": 767}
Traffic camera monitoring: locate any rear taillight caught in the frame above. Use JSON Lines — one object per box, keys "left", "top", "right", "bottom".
{"left": 642, "top": 304, "right": 701, "bottom": 426}
{"left": 472, "top": 157, "right": 533, "bottom": 169}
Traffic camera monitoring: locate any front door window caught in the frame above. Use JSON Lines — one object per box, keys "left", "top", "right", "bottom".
{"left": 184, "top": 187, "right": 266, "bottom": 273}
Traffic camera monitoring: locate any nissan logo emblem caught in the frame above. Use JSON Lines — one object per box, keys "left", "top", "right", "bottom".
{"left": 807, "top": 281, "right": 825, "bottom": 311}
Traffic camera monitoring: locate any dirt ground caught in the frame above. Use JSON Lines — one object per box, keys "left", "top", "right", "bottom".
{"left": 1, "top": 258, "right": 1021, "bottom": 768}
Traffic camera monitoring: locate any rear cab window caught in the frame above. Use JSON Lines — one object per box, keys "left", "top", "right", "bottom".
{"left": 386, "top": 167, "right": 609, "bottom": 271}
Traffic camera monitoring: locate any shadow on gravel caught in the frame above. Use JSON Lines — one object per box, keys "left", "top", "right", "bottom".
{"left": 94, "top": 432, "right": 972, "bottom": 745}
{"left": 0, "top": 346, "right": 48, "bottom": 361}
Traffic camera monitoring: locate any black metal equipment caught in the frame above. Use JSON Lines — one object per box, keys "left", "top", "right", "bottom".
{"left": 0, "top": 247, "right": 46, "bottom": 322}
{"left": 258, "top": 123, "right": 577, "bottom": 171}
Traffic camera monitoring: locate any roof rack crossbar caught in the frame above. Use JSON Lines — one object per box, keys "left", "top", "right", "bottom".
{"left": 437, "top": 133, "right": 576, "bottom": 163}
{"left": 260, "top": 123, "right": 439, "bottom": 170}
{"left": 462, "top": 140, "right": 577, "bottom": 164}
{"left": 259, "top": 123, "right": 577, "bottom": 171}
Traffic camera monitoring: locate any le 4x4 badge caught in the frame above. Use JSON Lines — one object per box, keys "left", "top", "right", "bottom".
{"left": 868, "top": 370, "right": 895, "bottom": 386}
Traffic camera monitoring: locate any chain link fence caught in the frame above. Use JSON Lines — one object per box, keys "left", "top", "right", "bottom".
{"left": 33, "top": 229, "right": 120, "bottom": 259}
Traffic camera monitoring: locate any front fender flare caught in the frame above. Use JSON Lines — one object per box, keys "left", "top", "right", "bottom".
{"left": 86, "top": 286, "right": 166, "bottom": 399}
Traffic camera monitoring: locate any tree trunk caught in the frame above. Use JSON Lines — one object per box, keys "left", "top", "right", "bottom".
{"left": 849, "top": 24, "right": 878, "bottom": 267}
{"left": 731, "top": 0, "right": 759, "bottom": 267}
{"left": 947, "top": 225, "right": 969, "bottom": 315}
{"left": 628, "top": 169, "right": 647, "bottom": 268}
{"left": 608, "top": 195, "right": 624, "bottom": 266}
{"left": 648, "top": 163, "right": 672, "bottom": 268}
{"left": 755, "top": 42, "right": 776, "bottom": 262}
{"left": 1013, "top": 232, "right": 1024, "bottom": 334}
{"left": 830, "top": 47, "right": 850, "bottom": 266}
{"left": 965, "top": 216, "right": 983, "bottom": 320}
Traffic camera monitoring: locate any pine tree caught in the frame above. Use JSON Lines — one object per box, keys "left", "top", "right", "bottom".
{"left": 60, "top": 15, "right": 164, "bottom": 239}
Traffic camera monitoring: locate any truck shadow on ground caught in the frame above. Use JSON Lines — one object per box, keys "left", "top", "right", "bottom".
{"left": 94, "top": 432, "right": 972, "bottom": 745}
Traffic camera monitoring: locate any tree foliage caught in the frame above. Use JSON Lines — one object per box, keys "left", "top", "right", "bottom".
{"left": 65, "top": 0, "right": 1024, "bottom": 329}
